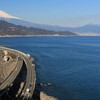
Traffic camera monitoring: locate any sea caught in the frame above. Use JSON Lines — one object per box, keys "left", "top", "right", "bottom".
{"left": 0, "top": 36, "right": 100, "bottom": 100}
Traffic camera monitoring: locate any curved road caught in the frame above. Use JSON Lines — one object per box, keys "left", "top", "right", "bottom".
{"left": 0, "top": 57, "right": 23, "bottom": 90}
{"left": 0, "top": 46, "right": 36, "bottom": 100}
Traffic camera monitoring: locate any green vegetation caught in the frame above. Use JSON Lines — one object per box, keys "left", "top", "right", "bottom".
{"left": 0, "top": 20, "right": 76, "bottom": 36}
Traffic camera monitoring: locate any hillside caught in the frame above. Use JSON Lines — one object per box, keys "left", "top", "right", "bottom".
{"left": 0, "top": 20, "right": 76, "bottom": 36}
{"left": 1, "top": 10, "right": 100, "bottom": 35}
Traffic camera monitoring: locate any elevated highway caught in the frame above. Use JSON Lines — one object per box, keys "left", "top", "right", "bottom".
{"left": 0, "top": 46, "right": 36, "bottom": 100}
{"left": 0, "top": 57, "right": 23, "bottom": 90}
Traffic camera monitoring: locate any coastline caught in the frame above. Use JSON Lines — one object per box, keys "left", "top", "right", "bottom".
{"left": 0, "top": 34, "right": 77, "bottom": 38}
{"left": 1, "top": 34, "right": 100, "bottom": 38}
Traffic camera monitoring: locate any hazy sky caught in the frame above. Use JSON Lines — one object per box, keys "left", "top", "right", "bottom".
{"left": 0, "top": 0, "right": 100, "bottom": 27}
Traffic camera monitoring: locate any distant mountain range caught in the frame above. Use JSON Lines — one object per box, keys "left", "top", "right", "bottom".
{"left": 0, "top": 10, "right": 100, "bottom": 35}
{"left": 64, "top": 24, "right": 100, "bottom": 34}
{"left": 0, "top": 20, "right": 76, "bottom": 36}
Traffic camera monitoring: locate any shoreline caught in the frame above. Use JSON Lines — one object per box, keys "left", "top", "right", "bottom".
{"left": 1, "top": 34, "right": 100, "bottom": 38}
{"left": 0, "top": 35, "right": 76, "bottom": 38}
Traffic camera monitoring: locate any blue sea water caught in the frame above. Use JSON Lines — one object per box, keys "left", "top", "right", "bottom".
{"left": 0, "top": 36, "right": 100, "bottom": 100}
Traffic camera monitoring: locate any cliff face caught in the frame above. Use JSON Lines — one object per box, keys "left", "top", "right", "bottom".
{"left": 0, "top": 20, "right": 76, "bottom": 36}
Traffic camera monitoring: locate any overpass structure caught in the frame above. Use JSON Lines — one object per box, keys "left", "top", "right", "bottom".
{"left": 0, "top": 46, "right": 36, "bottom": 100}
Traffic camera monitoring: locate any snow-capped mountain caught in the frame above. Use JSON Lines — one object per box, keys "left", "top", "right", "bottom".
{"left": 0, "top": 10, "right": 71, "bottom": 31}
{"left": 0, "top": 10, "right": 20, "bottom": 19}
{"left": 0, "top": 10, "right": 57, "bottom": 29}
{"left": 1, "top": 10, "right": 100, "bottom": 34}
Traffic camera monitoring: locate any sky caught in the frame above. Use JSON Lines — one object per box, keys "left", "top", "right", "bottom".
{"left": 0, "top": 0, "right": 100, "bottom": 27}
